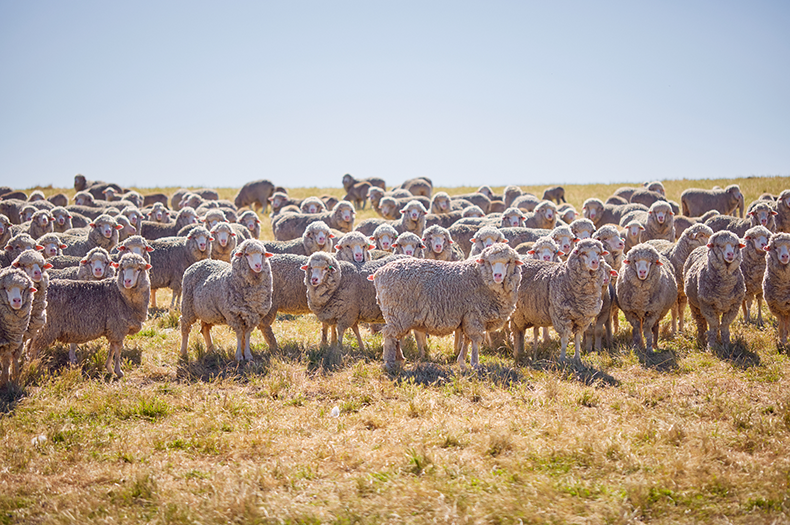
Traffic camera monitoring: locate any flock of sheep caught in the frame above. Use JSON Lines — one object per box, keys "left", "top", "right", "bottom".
{"left": 1, "top": 174, "right": 789, "bottom": 385}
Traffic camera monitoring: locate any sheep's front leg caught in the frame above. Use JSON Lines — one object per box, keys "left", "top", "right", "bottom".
{"left": 414, "top": 330, "right": 429, "bottom": 359}
{"left": 201, "top": 322, "right": 214, "bottom": 352}
{"left": 243, "top": 329, "right": 254, "bottom": 361}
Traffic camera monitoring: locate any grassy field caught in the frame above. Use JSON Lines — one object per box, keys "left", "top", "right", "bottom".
{"left": 2, "top": 176, "right": 790, "bottom": 524}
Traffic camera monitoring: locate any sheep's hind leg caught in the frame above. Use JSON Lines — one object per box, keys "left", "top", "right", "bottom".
{"left": 201, "top": 322, "right": 214, "bottom": 352}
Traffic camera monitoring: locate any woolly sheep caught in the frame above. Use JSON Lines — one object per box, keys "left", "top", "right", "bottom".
{"left": 523, "top": 201, "right": 557, "bottom": 230}
{"left": 500, "top": 207, "right": 526, "bottom": 228}
{"left": 48, "top": 247, "right": 115, "bottom": 282}
{"left": 273, "top": 201, "right": 355, "bottom": 241}
{"left": 430, "top": 192, "right": 463, "bottom": 214}
{"left": 705, "top": 201, "right": 777, "bottom": 237}
{"left": 370, "top": 223, "right": 399, "bottom": 252}
{"left": 542, "top": 186, "right": 566, "bottom": 204}
{"left": 257, "top": 254, "right": 311, "bottom": 352}
{"left": 392, "top": 232, "right": 425, "bottom": 258}
{"left": 640, "top": 201, "right": 675, "bottom": 242}
{"left": 629, "top": 189, "right": 665, "bottom": 208}
{"left": 616, "top": 244, "right": 677, "bottom": 352}
{"left": 570, "top": 218, "right": 596, "bottom": 241}
{"left": 622, "top": 220, "right": 645, "bottom": 253}
{"left": 550, "top": 226, "right": 575, "bottom": 261}
{"left": 266, "top": 220, "right": 335, "bottom": 257}
{"left": 47, "top": 193, "right": 69, "bottom": 207}
{"left": 146, "top": 202, "right": 171, "bottom": 223}
{"left": 2, "top": 234, "right": 43, "bottom": 268}
{"left": 180, "top": 239, "right": 273, "bottom": 362}
{"left": 526, "top": 236, "right": 562, "bottom": 262}
{"left": 763, "top": 233, "right": 790, "bottom": 345}
{"left": 25, "top": 210, "right": 55, "bottom": 239}
{"left": 582, "top": 198, "right": 647, "bottom": 228}
{"left": 209, "top": 222, "right": 238, "bottom": 263}
{"left": 557, "top": 204, "right": 578, "bottom": 225}
{"left": 58, "top": 214, "right": 122, "bottom": 257}
{"left": 0, "top": 267, "right": 35, "bottom": 387}
{"left": 140, "top": 207, "right": 200, "bottom": 240}
{"left": 334, "top": 231, "right": 374, "bottom": 263}
{"left": 115, "top": 216, "right": 138, "bottom": 243}
{"left": 740, "top": 225, "right": 771, "bottom": 326}
{"left": 354, "top": 200, "right": 428, "bottom": 238}
{"left": 371, "top": 244, "right": 523, "bottom": 368}
{"left": 510, "top": 194, "right": 540, "bottom": 213}
{"left": 237, "top": 210, "right": 261, "bottom": 239}
{"left": 8, "top": 251, "right": 50, "bottom": 379}
{"left": 681, "top": 185, "right": 744, "bottom": 218}
{"left": 37, "top": 233, "right": 66, "bottom": 259}
{"left": 113, "top": 235, "right": 154, "bottom": 264}
{"left": 503, "top": 186, "right": 523, "bottom": 207}
{"left": 774, "top": 190, "right": 790, "bottom": 233}
{"left": 376, "top": 196, "right": 432, "bottom": 220}
{"left": 421, "top": 225, "right": 463, "bottom": 261}
{"left": 469, "top": 226, "right": 508, "bottom": 258}
{"left": 148, "top": 227, "right": 213, "bottom": 309}
{"left": 683, "top": 230, "right": 745, "bottom": 349}
{"left": 342, "top": 174, "right": 386, "bottom": 192}
{"left": 234, "top": 179, "right": 275, "bottom": 213}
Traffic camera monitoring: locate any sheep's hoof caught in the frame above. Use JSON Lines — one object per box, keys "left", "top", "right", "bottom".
{"left": 383, "top": 360, "right": 402, "bottom": 373}
{"left": 115, "top": 367, "right": 124, "bottom": 379}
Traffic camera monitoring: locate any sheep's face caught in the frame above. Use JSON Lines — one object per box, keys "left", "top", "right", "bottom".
{"left": 150, "top": 207, "right": 169, "bottom": 223}
{"left": 52, "top": 210, "right": 71, "bottom": 227}
{"left": 342, "top": 174, "right": 353, "bottom": 187}
{"left": 560, "top": 208, "right": 578, "bottom": 223}
{"left": 598, "top": 233, "right": 625, "bottom": 253}
{"left": 707, "top": 231, "right": 743, "bottom": 267}
{"left": 125, "top": 210, "right": 141, "bottom": 226}
{"left": 573, "top": 241, "right": 607, "bottom": 272}
{"left": 304, "top": 200, "right": 322, "bottom": 214}
{"left": 478, "top": 248, "right": 523, "bottom": 284}
{"left": 649, "top": 204, "right": 672, "bottom": 225}
{"left": 90, "top": 255, "right": 111, "bottom": 279}
{"left": 118, "top": 261, "right": 147, "bottom": 289}
{"left": 74, "top": 194, "right": 90, "bottom": 206}
{"left": 238, "top": 248, "right": 266, "bottom": 273}
{"left": 40, "top": 240, "right": 64, "bottom": 258}
{"left": 768, "top": 237, "right": 790, "bottom": 266}
{"left": 374, "top": 232, "right": 393, "bottom": 251}
{"left": 746, "top": 232, "right": 770, "bottom": 253}
{"left": 189, "top": 232, "right": 211, "bottom": 252}
{"left": 119, "top": 241, "right": 153, "bottom": 258}
{"left": 749, "top": 205, "right": 777, "bottom": 227}
{"left": 212, "top": 226, "right": 235, "bottom": 248}
{"left": 627, "top": 252, "right": 659, "bottom": 281}
{"left": 727, "top": 186, "right": 743, "bottom": 203}
{"left": 3, "top": 279, "right": 28, "bottom": 310}
{"left": 21, "top": 208, "right": 36, "bottom": 222}
{"left": 434, "top": 195, "right": 450, "bottom": 212}
{"left": 463, "top": 206, "right": 484, "bottom": 218}
{"left": 424, "top": 232, "right": 447, "bottom": 255}
{"left": 33, "top": 212, "right": 52, "bottom": 228}
{"left": 530, "top": 242, "right": 559, "bottom": 262}
{"left": 13, "top": 257, "right": 49, "bottom": 283}
{"left": 625, "top": 222, "right": 644, "bottom": 242}
{"left": 93, "top": 220, "right": 120, "bottom": 239}
{"left": 5, "top": 238, "right": 40, "bottom": 257}
{"left": 477, "top": 186, "right": 494, "bottom": 199}
{"left": 393, "top": 237, "right": 422, "bottom": 257}
{"left": 337, "top": 237, "right": 369, "bottom": 263}
{"left": 241, "top": 217, "right": 259, "bottom": 232}
{"left": 475, "top": 231, "right": 504, "bottom": 250}
{"left": 502, "top": 210, "right": 524, "bottom": 227}
{"left": 571, "top": 224, "right": 594, "bottom": 240}
{"left": 305, "top": 261, "right": 333, "bottom": 286}
{"left": 402, "top": 203, "right": 426, "bottom": 223}
{"left": 552, "top": 234, "right": 573, "bottom": 257}
{"left": 582, "top": 200, "right": 604, "bottom": 222}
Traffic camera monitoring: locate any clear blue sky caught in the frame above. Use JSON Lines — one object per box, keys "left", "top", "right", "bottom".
{"left": 1, "top": 1, "right": 788, "bottom": 189}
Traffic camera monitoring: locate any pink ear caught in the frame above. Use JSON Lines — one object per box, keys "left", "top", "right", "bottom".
{"left": 145, "top": 264, "right": 152, "bottom": 270}
{"left": 449, "top": 240, "right": 454, "bottom": 244}
{"left": 234, "top": 251, "right": 243, "bottom": 257}
{"left": 601, "top": 250, "right": 609, "bottom": 256}
{"left": 110, "top": 262, "right": 119, "bottom": 268}
{"left": 334, "top": 245, "right": 342, "bottom": 251}
{"left": 329, "top": 234, "right": 335, "bottom": 238}
{"left": 35, "top": 245, "right": 44, "bottom": 251}
{"left": 264, "top": 252, "right": 274, "bottom": 258}
{"left": 300, "top": 264, "right": 309, "bottom": 270}
{"left": 765, "top": 246, "right": 771, "bottom": 250}
{"left": 476, "top": 259, "right": 484, "bottom": 263}
{"left": 772, "top": 211, "right": 778, "bottom": 215}
{"left": 514, "top": 259, "right": 524, "bottom": 266}
{"left": 43, "top": 263, "right": 53, "bottom": 270}
{"left": 400, "top": 209, "right": 407, "bottom": 214}
{"left": 369, "top": 237, "right": 376, "bottom": 241}
{"left": 118, "top": 246, "right": 127, "bottom": 251}
{"left": 623, "top": 260, "right": 630, "bottom": 264}
{"left": 208, "top": 237, "right": 214, "bottom": 242}
{"left": 11, "top": 261, "right": 19, "bottom": 268}
{"left": 230, "top": 233, "right": 236, "bottom": 236}
{"left": 146, "top": 246, "right": 154, "bottom": 252}
{"left": 368, "top": 244, "right": 375, "bottom": 250}
{"left": 656, "top": 261, "right": 663, "bottom": 266}
{"left": 89, "top": 223, "right": 96, "bottom": 228}
{"left": 739, "top": 243, "right": 746, "bottom": 249}
{"left": 30, "top": 287, "right": 37, "bottom": 293}
{"left": 610, "top": 270, "right": 618, "bottom": 276}
{"left": 527, "top": 250, "right": 535, "bottom": 254}
{"left": 67, "top": 215, "right": 72, "bottom": 219}
{"left": 707, "top": 243, "right": 713, "bottom": 248}
{"left": 367, "top": 275, "right": 375, "bottom": 281}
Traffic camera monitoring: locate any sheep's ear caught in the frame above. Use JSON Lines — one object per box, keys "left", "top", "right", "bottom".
{"left": 43, "top": 263, "right": 53, "bottom": 270}
{"left": 764, "top": 245, "right": 771, "bottom": 250}
{"left": 368, "top": 244, "right": 375, "bottom": 250}
{"left": 367, "top": 275, "right": 375, "bottom": 281}
{"left": 557, "top": 250, "right": 565, "bottom": 256}
{"left": 60, "top": 243, "right": 67, "bottom": 249}
{"left": 527, "top": 250, "right": 535, "bottom": 254}
{"left": 49, "top": 217, "right": 55, "bottom": 222}
{"left": 230, "top": 232, "right": 236, "bottom": 236}
{"left": 11, "top": 261, "right": 19, "bottom": 268}
{"left": 234, "top": 251, "right": 243, "bottom": 257}
{"left": 772, "top": 210, "right": 778, "bottom": 215}
{"left": 110, "top": 262, "right": 119, "bottom": 268}
{"left": 29, "top": 287, "right": 37, "bottom": 293}
{"left": 502, "top": 239, "right": 508, "bottom": 243}
{"left": 118, "top": 245, "right": 127, "bottom": 251}
{"left": 400, "top": 209, "right": 407, "bottom": 214}
{"left": 748, "top": 211, "right": 755, "bottom": 216}
{"left": 369, "top": 236, "right": 376, "bottom": 241}
{"left": 334, "top": 244, "right": 342, "bottom": 251}
{"left": 67, "top": 215, "right": 72, "bottom": 219}
{"left": 3, "top": 246, "right": 11, "bottom": 251}
{"left": 35, "top": 245, "right": 44, "bottom": 251}
{"left": 601, "top": 250, "right": 609, "bottom": 256}
{"left": 449, "top": 239, "right": 454, "bottom": 244}
{"left": 328, "top": 234, "right": 335, "bottom": 238}
{"left": 145, "top": 264, "right": 152, "bottom": 270}
{"left": 656, "top": 261, "right": 663, "bottom": 266}
{"left": 514, "top": 259, "right": 524, "bottom": 266}
{"left": 391, "top": 242, "right": 399, "bottom": 248}
{"left": 419, "top": 243, "right": 426, "bottom": 249}
{"left": 469, "top": 237, "right": 476, "bottom": 243}
{"left": 476, "top": 258, "right": 484, "bottom": 264}
{"left": 707, "top": 243, "right": 713, "bottom": 248}
{"left": 89, "top": 222, "right": 96, "bottom": 228}
{"left": 300, "top": 264, "right": 309, "bottom": 270}
{"left": 623, "top": 260, "right": 630, "bottom": 264}
{"left": 80, "top": 258, "right": 89, "bottom": 265}
{"left": 610, "top": 269, "right": 618, "bottom": 276}
{"left": 739, "top": 243, "right": 746, "bottom": 249}
{"left": 208, "top": 237, "right": 214, "bottom": 242}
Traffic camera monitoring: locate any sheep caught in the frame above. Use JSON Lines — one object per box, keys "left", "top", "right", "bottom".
{"left": 613, "top": 187, "right": 638, "bottom": 201}
{"left": 2, "top": 234, "right": 43, "bottom": 268}
{"left": 72, "top": 191, "right": 97, "bottom": 207}
{"left": 49, "top": 207, "right": 73, "bottom": 233}
{"left": 209, "top": 222, "right": 238, "bottom": 263}
{"left": 22, "top": 210, "right": 54, "bottom": 239}
{"left": 375, "top": 195, "right": 432, "bottom": 220}
{"left": 29, "top": 253, "right": 151, "bottom": 376}
{"left": 369, "top": 223, "right": 399, "bottom": 252}
{"left": 646, "top": 223, "right": 713, "bottom": 336}
{"left": 0, "top": 214, "right": 11, "bottom": 248}
{"left": 234, "top": 179, "right": 275, "bottom": 213}
{"left": 371, "top": 243, "right": 523, "bottom": 368}
{"left": 525, "top": 236, "right": 562, "bottom": 262}
{"left": 201, "top": 209, "right": 227, "bottom": 231}
{"left": 523, "top": 201, "right": 558, "bottom": 230}
{"left": 398, "top": 177, "right": 432, "bottom": 197}
{"left": 550, "top": 226, "right": 575, "bottom": 261}
{"left": 622, "top": 220, "right": 645, "bottom": 253}
{"left": 272, "top": 201, "right": 356, "bottom": 241}
{"left": 421, "top": 224, "right": 464, "bottom": 261}
{"left": 146, "top": 202, "right": 172, "bottom": 223}
{"left": 256, "top": 254, "right": 311, "bottom": 352}
{"left": 510, "top": 239, "right": 607, "bottom": 363}
{"left": 343, "top": 182, "right": 371, "bottom": 210}
{"left": 148, "top": 226, "right": 213, "bottom": 309}
{"left": 304, "top": 252, "right": 403, "bottom": 350}
{"left": 116, "top": 216, "right": 139, "bottom": 243}
{"left": 334, "top": 231, "right": 374, "bottom": 263}
{"left": 8, "top": 251, "right": 51, "bottom": 379}
{"left": 462, "top": 205, "right": 485, "bottom": 218}
{"left": 180, "top": 239, "right": 273, "bottom": 362}
{"left": 582, "top": 198, "right": 648, "bottom": 228}
{"left": 469, "top": 226, "right": 508, "bottom": 258}
{"left": 511, "top": 194, "right": 540, "bottom": 213}
{"left": 615, "top": 244, "right": 677, "bottom": 352}
{"left": 237, "top": 210, "right": 261, "bottom": 239}
{"left": 296, "top": 196, "right": 324, "bottom": 214}
{"left": 683, "top": 230, "right": 745, "bottom": 350}
{"left": 0, "top": 267, "right": 35, "bottom": 388}
{"left": 606, "top": 196, "right": 629, "bottom": 206}
{"left": 681, "top": 184, "right": 744, "bottom": 218}
{"left": 629, "top": 189, "right": 665, "bottom": 208}
{"left": 640, "top": 200, "right": 675, "bottom": 242}
{"left": 593, "top": 225, "right": 625, "bottom": 272}
{"left": 354, "top": 200, "right": 428, "bottom": 238}
{"left": 265, "top": 220, "right": 335, "bottom": 256}
{"left": 58, "top": 214, "right": 122, "bottom": 257}
{"left": 141, "top": 192, "right": 168, "bottom": 207}
{"left": 739, "top": 225, "right": 771, "bottom": 326}
{"left": 583, "top": 261, "right": 617, "bottom": 353}
{"left": 763, "top": 233, "right": 790, "bottom": 346}
{"left": 570, "top": 218, "right": 596, "bottom": 241}
{"left": 452, "top": 193, "right": 491, "bottom": 214}
{"left": 85, "top": 182, "right": 125, "bottom": 201}
{"left": 48, "top": 247, "right": 115, "bottom": 282}
{"left": 140, "top": 207, "right": 200, "bottom": 240}
{"left": 121, "top": 207, "right": 144, "bottom": 234}
{"left": 774, "top": 190, "right": 790, "bottom": 233}
{"left": 47, "top": 193, "right": 69, "bottom": 207}
{"left": 542, "top": 186, "right": 566, "bottom": 204}
{"left": 36, "top": 233, "right": 67, "bottom": 259}
{"left": 113, "top": 235, "right": 154, "bottom": 264}
{"left": 392, "top": 232, "right": 425, "bottom": 257}
{"left": 342, "top": 173, "right": 386, "bottom": 192}
{"left": 0, "top": 191, "right": 27, "bottom": 201}
{"left": 430, "top": 192, "right": 463, "bottom": 214}
{"left": 706, "top": 201, "right": 778, "bottom": 238}
{"left": 65, "top": 204, "right": 116, "bottom": 221}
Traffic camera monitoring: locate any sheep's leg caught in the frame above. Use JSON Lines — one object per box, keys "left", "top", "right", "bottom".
{"left": 351, "top": 323, "right": 365, "bottom": 351}
{"left": 243, "top": 329, "right": 254, "bottom": 361}
{"left": 512, "top": 328, "right": 524, "bottom": 363}
{"left": 532, "top": 327, "right": 539, "bottom": 345}
{"left": 624, "top": 313, "right": 644, "bottom": 349}
{"left": 383, "top": 336, "right": 403, "bottom": 369}
{"left": 720, "top": 305, "right": 740, "bottom": 347}
{"left": 701, "top": 308, "right": 720, "bottom": 350}
{"left": 320, "top": 323, "right": 329, "bottom": 346}
{"left": 542, "top": 326, "right": 550, "bottom": 343}
{"left": 113, "top": 341, "right": 123, "bottom": 377}
{"left": 559, "top": 334, "right": 569, "bottom": 362}
{"left": 260, "top": 324, "right": 278, "bottom": 353}
{"left": 170, "top": 289, "right": 180, "bottom": 310}
{"left": 742, "top": 299, "right": 751, "bottom": 324}
{"left": 415, "top": 330, "right": 429, "bottom": 359}
{"left": 678, "top": 295, "right": 688, "bottom": 334}
{"left": 201, "top": 322, "right": 214, "bottom": 351}
{"left": 757, "top": 294, "right": 764, "bottom": 328}
{"left": 469, "top": 336, "right": 483, "bottom": 369}
{"left": 150, "top": 289, "right": 158, "bottom": 309}
{"left": 0, "top": 352, "right": 9, "bottom": 389}
{"left": 670, "top": 303, "right": 678, "bottom": 336}
{"left": 334, "top": 326, "right": 343, "bottom": 348}
{"left": 611, "top": 304, "right": 620, "bottom": 335}
{"left": 604, "top": 314, "right": 612, "bottom": 350}
{"left": 689, "top": 305, "right": 706, "bottom": 349}
{"left": 573, "top": 332, "right": 583, "bottom": 364}
{"left": 69, "top": 344, "right": 79, "bottom": 365}
{"left": 456, "top": 336, "right": 470, "bottom": 369}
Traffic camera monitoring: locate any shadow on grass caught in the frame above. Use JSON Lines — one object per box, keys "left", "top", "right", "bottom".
{"left": 514, "top": 340, "right": 620, "bottom": 387}
{"left": 712, "top": 337, "right": 761, "bottom": 369}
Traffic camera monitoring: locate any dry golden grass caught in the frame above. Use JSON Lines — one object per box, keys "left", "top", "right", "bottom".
{"left": 3, "top": 176, "right": 789, "bottom": 524}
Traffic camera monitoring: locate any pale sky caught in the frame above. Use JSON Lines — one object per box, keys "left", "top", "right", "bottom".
{"left": 1, "top": 1, "right": 788, "bottom": 189}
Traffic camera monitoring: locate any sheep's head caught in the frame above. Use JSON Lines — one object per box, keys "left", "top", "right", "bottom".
{"left": 202, "top": 209, "right": 226, "bottom": 230}
{"left": 623, "top": 244, "right": 662, "bottom": 281}
{"left": 706, "top": 230, "right": 744, "bottom": 271}
{"left": 149, "top": 203, "right": 171, "bottom": 223}
{"left": 422, "top": 225, "right": 452, "bottom": 255}
{"left": 342, "top": 174, "right": 354, "bottom": 189}
{"left": 211, "top": 222, "right": 237, "bottom": 249}
{"left": 648, "top": 201, "right": 673, "bottom": 225}
{"left": 334, "top": 201, "right": 356, "bottom": 225}
{"left": 187, "top": 227, "right": 213, "bottom": 254}
{"left": 81, "top": 248, "right": 113, "bottom": 280}
{"left": 571, "top": 239, "right": 608, "bottom": 273}
{"left": 20, "top": 206, "right": 37, "bottom": 223}
{"left": 623, "top": 220, "right": 645, "bottom": 244}
{"left": 91, "top": 215, "right": 123, "bottom": 239}
{"left": 268, "top": 192, "right": 289, "bottom": 210}
{"left": 528, "top": 237, "right": 560, "bottom": 262}
{"left": 766, "top": 233, "right": 790, "bottom": 267}
{"left": 477, "top": 243, "right": 523, "bottom": 292}
{"left": 501, "top": 207, "right": 525, "bottom": 228}
{"left": 302, "top": 197, "right": 325, "bottom": 214}
{"left": 37, "top": 234, "right": 66, "bottom": 258}
{"left": 32, "top": 210, "right": 53, "bottom": 229}
{"left": 681, "top": 224, "right": 713, "bottom": 250}
{"left": 582, "top": 198, "right": 604, "bottom": 223}
{"left": 472, "top": 227, "right": 507, "bottom": 251}
{"left": 335, "top": 232, "right": 372, "bottom": 263}
{"left": 431, "top": 192, "right": 451, "bottom": 213}
{"left": 535, "top": 201, "right": 557, "bottom": 225}
{"left": 393, "top": 232, "right": 424, "bottom": 257}
{"left": 238, "top": 211, "right": 260, "bottom": 233}
{"left": 123, "top": 208, "right": 142, "bottom": 226}
{"left": 646, "top": 181, "right": 666, "bottom": 196}
{"left": 593, "top": 225, "right": 625, "bottom": 254}
{"left": 303, "top": 221, "right": 334, "bottom": 253}
{"left": 11, "top": 250, "right": 50, "bottom": 283}
{"left": 302, "top": 252, "right": 340, "bottom": 287}
{"left": 779, "top": 189, "right": 790, "bottom": 211}
{"left": 0, "top": 268, "right": 35, "bottom": 311}
{"left": 234, "top": 239, "right": 272, "bottom": 274}
{"left": 4, "top": 234, "right": 43, "bottom": 259}
{"left": 462, "top": 205, "right": 485, "bottom": 218}
{"left": 371, "top": 224, "right": 398, "bottom": 251}
{"left": 111, "top": 253, "right": 151, "bottom": 290}
{"left": 477, "top": 185, "right": 494, "bottom": 199}
{"left": 570, "top": 218, "right": 596, "bottom": 241}
{"left": 550, "top": 227, "right": 574, "bottom": 258}
{"left": 117, "top": 236, "right": 155, "bottom": 259}
{"left": 744, "top": 226, "right": 771, "bottom": 255}
{"left": 748, "top": 202, "right": 777, "bottom": 228}
{"left": 73, "top": 191, "right": 93, "bottom": 206}
{"left": 401, "top": 201, "right": 427, "bottom": 223}
{"left": 367, "top": 187, "right": 384, "bottom": 204}
{"left": 558, "top": 206, "right": 578, "bottom": 224}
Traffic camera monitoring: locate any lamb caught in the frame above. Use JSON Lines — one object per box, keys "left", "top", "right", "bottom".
{"left": 681, "top": 184, "right": 744, "bottom": 218}
{"left": 570, "top": 218, "right": 596, "bottom": 240}
{"left": 237, "top": 210, "right": 261, "bottom": 239}
{"left": 542, "top": 186, "right": 566, "bottom": 204}
{"left": 523, "top": 201, "right": 558, "bottom": 229}
{"left": 342, "top": 173, "right": 386, "bottom": 192}
{"left": 140, "top": 207, "right": 200, "bottom": 240}
{"left": 774, "top": 190, "right": 790, "bottom": 233}
{"left": 50, "top": 207, "right": 73, "bottom": 233}
{"left": 265, "top": 220, "right": 335, "bottom": 256}
{"left": 683, "top": 230, "right": 745, "bottom": 350}
{"left": 763, "top": 233, "right": 790, "bottom": 346}
{"left": 29, "top": 254, "right": 151, "bottom": 376}
{"left": 37, "top": 233, "right": 67, "bottom": 259}
{"left": 371, "top": 243, "right": 522, "bottom": 368}
{"left": 58, "top": 214, "right": 122, "bottom": 257}
{"left": 180, "top": 239, "right": 273, "bottom": 361}
{"left": 369, "top": 223, "right": 399, "bottom": 252}
{"left": 582, "top": 198, "right": 647, "bottom": 228}
{"left": 647, "top": 223, "right": 714, "bottom": 335}
{"left": 48, "top": 247, "right": 115, "bottom": 281}
{"left": 2, "top": 234, "right": 43, "bottom": 268}
{"left": 354, "top": 200, "right": 428, "bottom": 237}
{"left": 272, "top": 201, "right": 356, "bottom": 241}
{"left": 148, "top": 226, "right": 213, "bottom": 309}
{"left": 616, "top": 244, "right": 677, "bottom": 352}
{"left": 509, "top": 239, "right": 607, "bottom": 363}
{"left": 739, "top": 225, "right": 771, "bottom": 326}
{"left": 304, "top": 252, "right": 402, "bottom": 351}
{"left": 0, "top": 267, "right": 35, "bottom": 387}
{"left": 209, "top": 222, "right": 238, "bottom": 263}
{"left": 334, "top": 231, "right": 374, "bottom": 263}
{"left": 392, "top": 232, "right": 425, "bottom": 257}
{"left": 421, "top": 225, "right": 463, "bottom": 261}
{"left": 705, "top": 201, "right": 778, "bottom": 237}
{"left": 640, "top": 200, "right": 675, "bottom": 242}
{"left": 234, "top": 179, "right": 275, "bottom": 213}
{"left": 0, "top": 214, "right": 11, "bottom": 248}
{"left": 8, "top": 251, "right": 50, "bottom": 382}
{"left": 469, "top": 226, "right": 508, "bottom": 258}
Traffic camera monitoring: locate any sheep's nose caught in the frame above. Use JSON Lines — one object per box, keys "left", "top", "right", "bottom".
{"left": 355, "top": 253, "right": 364, "bottom": 262}
{"left": 11, "top": 298, "right": 22, "bottom": 308}
{"left": 381, "top": 242, "right": 390, "bottom": 249}
{"left": 33, "top": 271, "right": 41, "bottom": 280}
{"left": 94, "top": 268, "right": 103, "bottom": 277}
{"left": 316, "top": 236, "right": 326, "bottom": 245}
{"left": 311, "top": 277, "right": 320, "bottom": 285}
{"left": 405, "top": 250, "right": 414, "bottom": 256}
{"left": 724, "top": 251, "right": 735, "bottom": 262}
{"left": 543, "top": 255, "right": 551, "bottom": 261}
{"left": 199, "top": 243, "right": 207, "bottom": 251}
{"left": 493, "top": 272, "right": 503, "bottom": 282}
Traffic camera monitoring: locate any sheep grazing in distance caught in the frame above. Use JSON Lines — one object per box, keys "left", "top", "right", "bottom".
{"left": 304, "top": 252, "right": 401, "bottom": 350}
{"left": 763, "top": 233, "right": 790, "bottom": 346}
{"left": 616, "top": 244, "right": 677, "bottom": 352}
{"left": 272, "top": 201, "right": 356, "bottom": 241}
{"left": 683, "top": 230, "right": 745, "bottom": 350}
{"left": 542, "top": 186, "right": 566, "bottom": 204}
{"left": 180, "top": 239, "right": 273, "bottom": 362}
{"left": 140, "top": 207, "right": 200, "bottom": 240}
{"left": 371, "top": 243, "right": 522, "bottom": 368}
{"left": 30, "top": 254, "right": 151, "bottom": 376}
{"left": 234, "top": 179, "right": 275, "bottom": 214}
{"left": 48, "top": 247, "right": 115, "bottom": 282}
{"left": 9, "top": 251, "right": 51, "bottom": 380}
{"left": 570, "top": 218, "right": 596, "bottom": 241}
{"left": 59, "top": 214, "right": 122, "bottom": 257}
{"left": 2, "top": 234, "right": 43, "bottom": 268}
{"left": 148, "top": 226, "right": 213, "bottom": 309}
{"left": 392, "top": 232, "right": 425, "bottom": 258}
{"left": 774, "top": 190, "right": 790, "bottom": 233}
{"left": 421, "top": 224, "right": 463, "bottom": 261}
{"left": 354, "top": 200, "right": 428, "bottom": 238}
{"left": 469, "top": 226, "right": 508, "bottom": 258}
{"left": 37, "top": 233, "right": 67, "bottom": 259}
{"left": 342, "top": 173, "right": 386, "bottom": 192}
{"left": 681, "top": 184, "right": 744, "bottom": 218}
{"left": 582, "top": 198, "right": 648, "bottom": 228}
{"left": 343, "top": 182, "right": 372, "bottom": 210}
{"left": 370, "top": 224, "right": 399, "bottom": 252}
{"left": 209, "top": 222, "right": 238, "bottom": 263}
{"left": 334, "top": 231, "right": 374, "bottom": 263}
{"left": 265, "top": 220, "right": 335, "bottom": 257}
{"left": 237, "top": 210, "right": 261, "bottom": 239}
{"left": 740, "top": 225, "right": 771, "bottom": 326}
{"left": 0, "top": 267, "right": 35, "bottom": 388}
